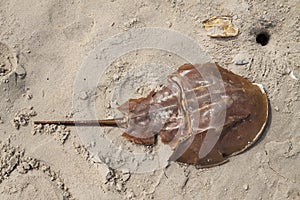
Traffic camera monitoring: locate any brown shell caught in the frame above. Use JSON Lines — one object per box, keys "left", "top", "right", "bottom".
{"left": 118, "top": 63, "right": 268, "bottom": 168}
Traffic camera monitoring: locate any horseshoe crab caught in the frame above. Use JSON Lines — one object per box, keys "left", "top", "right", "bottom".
{"left": 34, "top": 63, "right": 268, "bottom": 168}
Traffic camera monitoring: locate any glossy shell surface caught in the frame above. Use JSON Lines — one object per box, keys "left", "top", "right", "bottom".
{"left": 119, "top": 63, "right": 268, "bottom": 168}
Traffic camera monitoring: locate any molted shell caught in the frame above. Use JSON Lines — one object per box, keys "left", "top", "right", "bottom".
{"left": 202, "top": 16, "right": 239, "bottom": 38}
{"left": 119, "top": 63, "right": 268, "bottom": 168}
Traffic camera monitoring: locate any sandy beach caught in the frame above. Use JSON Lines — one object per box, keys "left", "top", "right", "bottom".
{"left": 0, "top": 0, "right": 299, "bottom": 199}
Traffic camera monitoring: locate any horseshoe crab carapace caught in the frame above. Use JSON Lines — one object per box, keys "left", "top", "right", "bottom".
{"left": 34, "top": 63, "right": 268, "bottom": 168}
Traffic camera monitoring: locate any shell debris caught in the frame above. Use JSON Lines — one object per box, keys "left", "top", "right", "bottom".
{"left": 202, "top": 16, "right": 239, "bottom": 38}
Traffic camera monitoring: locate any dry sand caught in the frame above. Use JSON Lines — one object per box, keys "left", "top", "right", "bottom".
{"left": 0, "top": 0, "right": 299, "bottom": 199}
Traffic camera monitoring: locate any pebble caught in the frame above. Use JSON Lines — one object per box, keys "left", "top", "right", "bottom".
{"left": 234, "top": 52, "right": 251, "bottom": 65}
{"left": 243, "top": 184, "right": 249, "bottom": 191}
{"left": 235, "top": 59, "right": 249, "bottom": 65}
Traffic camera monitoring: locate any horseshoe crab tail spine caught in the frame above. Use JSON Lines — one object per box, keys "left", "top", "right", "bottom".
{"left": 33, "top": 118, "right": 125, "bottom": 127}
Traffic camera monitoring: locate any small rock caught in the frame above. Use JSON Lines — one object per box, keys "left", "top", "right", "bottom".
{"left": 243, "top": 184, "right": 249, "bottom": 191}
{"left": 234, "top": 52, "right": 251, "bottom": 65}
{"left": 235, "top": 59, "right": 249, "bottom": 65}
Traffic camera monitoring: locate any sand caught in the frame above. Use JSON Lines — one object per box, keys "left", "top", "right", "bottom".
{"left": 0, "top": 0, "right": 299, "bottom": 199}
